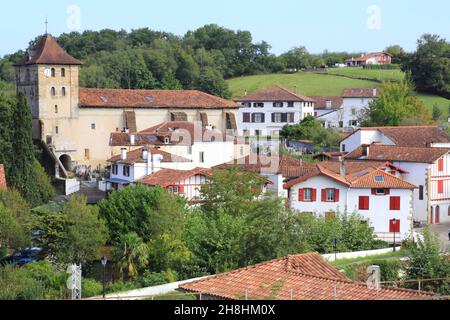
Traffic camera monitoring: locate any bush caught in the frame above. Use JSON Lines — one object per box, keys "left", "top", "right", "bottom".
{"left": 106, "top": 280, "right": 140, "bottom": 294}
{"left": 82, "top": 278, "right": 103, "bottom": 298}
{"left": 363, "top": 64, "right": 400, "bottom": 70}
{"left": 140, "top": 271, "right": 168, "bottom": 287}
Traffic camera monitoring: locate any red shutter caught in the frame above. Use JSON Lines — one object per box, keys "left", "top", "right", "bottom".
{"left": 389, "top": 219, "right": 401, "bottom": 233}
{"left": 438, "top": 180, "right": 444, "bottom": 194}
{"left": 179, "top": 186, "right": 185, "bottom": 194}
{"left": 298, "top": 189, "right": 304, "bottom": 202}
{"left": 385, "top": 189, "right": 390, "bottom": 195}
{"left": 390, "top": 197, "right": 401, "bottom": 210}
{"left": 312, "top": 189, "right": 317, "bottom": 202}
{"left": 359, "top": 197, "right": 364, "bottom": 209}
{"left": 334, "top": 189, "right": 340, "bottom": 202}
{"left": 371, "top": 189, "right": 377, "bottom": 195}
{"left": 359, "top": 196, "right": 369, "bottom": 210}
{"left": 322, "top": 189, "right": 327, "bottom": 202}
{"left": 438, "top": 158, "right": 444, "bottom": 172}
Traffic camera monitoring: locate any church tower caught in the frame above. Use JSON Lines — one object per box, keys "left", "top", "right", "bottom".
{"left": 14, "top": 34, "right": 82, "bottom": 175}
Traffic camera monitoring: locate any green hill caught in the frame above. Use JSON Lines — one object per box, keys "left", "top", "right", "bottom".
{"left": 227, "top": 72, "right": 450, "bottom": 121}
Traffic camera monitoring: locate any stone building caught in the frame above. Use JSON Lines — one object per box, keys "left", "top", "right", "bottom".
{"left": 14, "top": 34, "right": 239, "bottom": 177}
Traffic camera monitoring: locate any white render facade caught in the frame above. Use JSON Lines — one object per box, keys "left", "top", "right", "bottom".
{"left": 237, "top": 101, "right": 314, "bottom": 137}
{"left": 287, "top": 176, "right": 414, "bottom": 241}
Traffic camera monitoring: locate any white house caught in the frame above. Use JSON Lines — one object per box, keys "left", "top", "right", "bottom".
{"left": 346, "top": 144, "right": 450, "bottom": 225}
{"left": 340, "top": 126, "right": 450, "bottom": 153}
{"left": 312, "top": 96, "right": 344, "bottom": 129}
{"left": 110, "top": 121, "right": 246, "bottom": 169}
{"left": 345, "top": 52, "right": 393, "bottom": 67}
{"left": 235, "top": 85, "right": 315, "bottom": 137}
{"left": 339, "top": 88, "right": 380, "bottom": 129}
{"left": 284, "top": 160, "right": 416, "bottom": 242}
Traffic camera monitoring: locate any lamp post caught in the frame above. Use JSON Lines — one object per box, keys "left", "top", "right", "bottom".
{"left": 101, "top": 256, "right": 108, "bottom": 299}
{"left": 392, "top": 218, "right": 397, "bottom": 252}
{"left": 333, "top": 238, "right": 339, "bottom": 261}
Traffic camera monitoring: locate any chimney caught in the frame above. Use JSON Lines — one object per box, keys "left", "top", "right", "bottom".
{"left": 153, "top": 154, "right": 163, "bottom": 173}
{"left": 244, "top": 90, "right": 248, "bottom": 96}
{"left": 373, "top": 88, "right": 377, "bottom": 97}
{"left": 130, "top": 134, "right": 136, "bottom": 145}
{"left": 142, "top": 148, "right": 149, "bottom": 161}
{"left": 326, "top": 100, "right": 332, "bottom": 109}
{"left": 362, "top": 144, "right": 370, "bottom": 158}
{"left": 120, "top": 148, "right": 127, "bottom": 160}
{"left": 339, "top": 157, "right": 346, "bottom": 177}
{"left": 145, "top": 148, "right": 153, "bottom": 174}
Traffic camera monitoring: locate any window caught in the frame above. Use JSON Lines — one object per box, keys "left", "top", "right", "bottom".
{"left": 85, "top": 149, "right": 90, "bottom": 160}
{"left": 123, "top": 165, "right": 130, "bottom": 177}
{"left": 255, "top": 130, "right": 261, "bottom": 136}
{"left": 273, "top": 102, "right": 284, "bottom": 108}
{"left": 351, "top": 108, "right": 356, "bottom": 115}
{"left": 61, "top": 68, "right": 66, "bottom": 77}
{"left": 342, "top": 144, "right": 346, "bottom": 152}
{"left": 272, "top": 113, "right": 282, "bottom": 123}
{"left": 242, "top": 102, "right": 252, "bottom": 108}
{"left": 374, "top": 176, "right": 385, "bottom": 182}
{"left": 349, "top": 120, "right": 358, "bottom": 127}
{"left": 359, "top": 196, "right": 370, "bottom": 210}
{"left": 339, "top": 121, "right": 344, "bottom": 128}
{"left": 240, "top": 146, "right": 244, "bottom": 157}
{"left": 390, "top": 197, "right": 401, "bottom": 210}
{"left": 253, "top": 103, "right": 264, "bottom": 108}
{"left": 55, "top": 126, "right": 59, "bottom": 134}
{"left": 438, "top": 180, "right": 444, "bottom": 194}
{"left": 372, "top": 188, "right": 389, "bottom": 195}
{"left": 51, "top": 68, "right": 56, "bottom": 77}
{"left": 288, "top": 102, "right": 294, "bottom": 108}
{"left": 51, "top": 87, "right": 56, "bottom": 96}
{"left": 54, "top": 105, "right": 58, "bottom": 114}
{"left": 438, "top": 158, "right": 444, "bottom": 172}
{"left": 327, "top": 189, "right": 335, "bottom": 202}
{"left": 299, "top": 188, "right": 316, "bottom": 202}
{"left": 419, "top": 185, "right": 424, "bottom": 200}
{"left": 243, "top": 113, "right": 251, "bottom": 123}
{"left": 62, "top": 87, "right": 66, "bottom": 96}
{"left": 91, "top": 123, "right": 96, "bottom": 130}
{"left": 287, "top": 113, "right": 295, "bottom": 123}
{"left": 188, "top": 145, "right": 193, "bottom": 155}
{"left": 168, "top": 186, "right": 180, "bottom": 194}
{"left": 112, "top": 164, "right": 118, "bottom": 175}
{"left": 389, "top": 219, "right": 400, "bottom": 233}
{"left": 199, "top": 152, "right": 205, "bottom": 163}
{"left": 252, "top": 113, "right": 265, "bottom": 123}
{"left": 322, "top": 188, "right": 339, "bottom": 202}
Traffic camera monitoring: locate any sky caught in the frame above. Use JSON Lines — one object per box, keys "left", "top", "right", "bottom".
{"left": 1, "top": 0, "right": 449, "bottom": 57}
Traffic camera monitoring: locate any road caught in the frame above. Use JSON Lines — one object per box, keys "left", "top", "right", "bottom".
{"left": 426, "top": 222, "right": 450, "bottom": 252}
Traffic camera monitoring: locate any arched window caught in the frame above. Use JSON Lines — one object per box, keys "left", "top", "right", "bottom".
{"left": 51, "top": 87, "right": 56, "bottom": 96}
{"left": 55, "top": 105, "right": 58, "bottom": 114}
{"left": 62, "top": 87, "right": 66, "bottom": 96}
{"left": 51, "top": 68, "right": 56, "bottom": 77}
{"left": 61, "top": 68, "right": 66, "bottom": 77}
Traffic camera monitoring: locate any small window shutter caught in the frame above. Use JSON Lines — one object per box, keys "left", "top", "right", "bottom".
{"left": 371, "top": 189, "right": 377, "bottom": 195}
{"left": 438, "top": 180, "right": 444, "bottom": 194}
{"left": 271, "top": 113, "right": 276, "bottom": 123}
{"left": 359, "top": 197, "right": 364, "bottom": 209}
{"left": 261, "top": 114, "right": 265, "bottom": 123}
{"left": 366, "top": 196, "right": 370, "bottom": 210}
{"left": 334, "top": 189, "right": 340, "bottom": 202}
{"left": 438, "top": 158, "right": 444, "bottom": 172}
{"left": 179, "top": 186, "right": 185, "bottom": 194}
{"left": 322, "top": 189, "right": 327, "bottom": 202}
{"left": 243, "top": 113, "right": 250, "bottom": 123}
{"left": 312, "top": 189, "right": 317, "bottom": 202}
{"left": 298, "top": 189, "right": 304, "bottom": 201}
{"left": 281, "top": 113, "right": 288, "bottom": 123}
{"left": 385, "top": 189, "right": 390, "bottom": 195}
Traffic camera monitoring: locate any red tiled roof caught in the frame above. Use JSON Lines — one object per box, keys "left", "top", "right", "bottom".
{"left": 137, "top": 168, "right": 211, "bottom": 188}
{"left": 108, "top": 147, "right": 191, "bottom": 164}
{"left": 283, "top": 161, "right": 416, "bottom": 189}
{"left": 342, "top": 88, "right": 380, "bottom": 98}
{"left": 359, "top": 126, "right": 450, "bottom": 147}
{"left": 79, "top": 88, "right": 239, "bottom": 109}
{"left": 345, "top": 52, "right": 392, "bottom": 62}
{"left": 110, "top": 121, "right": 234, "bottom": 146}
{"left": 213, "top": 155, "right": 304, "bottom": 175}
{"left": 235, "top": 85, "right": 315, "bottom": 102}
{"left": 14, "top": 34, "right": 81, "bottom": 66}
{"left": 310, "top": 96, "right": 343, "bottom": 110}
{"left": 180, "top": 253, "right": 432, "bottom": 300}
{"left": 0, "top": 164, "right": 7, "bottom": 192}
{"left": 345, "top": 145, "right": 450, "bottom": 164}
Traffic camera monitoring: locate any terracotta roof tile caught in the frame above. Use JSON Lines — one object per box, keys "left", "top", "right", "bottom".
{"left": 0, "top": 164, "right": 7, "bottom": 192}
{"left": 345, "top": 145, "right": 450, "bottom": 164}
{"left": 14, "top": 34, "right": 81, "bottom": 66}
{"left": 342, "top": 88, "right": 380, "bottom": 98}
{"left": 180, "top": 253, "right": 432, "bottom": 300}
{"left": 137, "top": 168, "right": 211, "bottom": 188}
{"left": 235, "top": 85, "right": 315, "bottom": 102}
{"left": 310, "top": 96, "right": 343, "bottom": 110}
{"left": 79, "top": 88, "right": 239, "bottom": 109}
{"left": 345, "top": 52, "right": 392, "bottom": 62}
{"left": 108, "top": 147, "right": 191, "bottom": 164}
{"left": 213, "top": 155, "right": 304, "bottom": 175}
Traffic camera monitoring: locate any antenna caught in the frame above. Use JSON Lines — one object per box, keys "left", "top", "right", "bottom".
{"left": 45, "top": 18, "right": 48, "bottom": 35}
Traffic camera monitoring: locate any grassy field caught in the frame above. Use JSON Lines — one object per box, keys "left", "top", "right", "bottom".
{"left": 331, "top": 250, "right": 407, "bottom": 269}
{"left": 327, "top": 67, "right": 405, "bottom": 82}
{"left": 227, "top": 72, "right": 450, "bottom": 121}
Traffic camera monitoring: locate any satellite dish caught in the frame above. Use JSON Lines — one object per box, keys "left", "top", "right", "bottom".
{"left": 44, "top": 68, "right": 51, "bottom": 77}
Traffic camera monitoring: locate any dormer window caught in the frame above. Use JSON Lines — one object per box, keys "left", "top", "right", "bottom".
{"left": 61, "top": 68, "right": 66, "bottom": 77}
{"left": 51, "top": 68, "right": 56, "bottom": 77}
{"left": 164, "top": 137, "right": 170, "bottom": 144}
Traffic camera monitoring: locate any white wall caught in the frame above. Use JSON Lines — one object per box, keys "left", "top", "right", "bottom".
{"left": 237, "top": 101, "right": 314, "bottom": 136}
{"left": 340, "top": 97, "right": 375, "bottom": 129}
{"left": 340, "top": 130, "right": 395, "bottom": 153}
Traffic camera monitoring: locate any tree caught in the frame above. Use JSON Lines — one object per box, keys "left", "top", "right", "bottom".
{"left": 148, "top": 233, "right": 192, "bottom": 273}
{"left": 385, "top": 45, "right": 406, "bottom": 64}
{"left": 402, "top": 34, "right": 450, "bottom": 99}
{"left": 432, "top": 104, "right": 443, "bottom": 121}
{"left": 98, "top": 185, "right": 186, "bottom": 243}
{"left": 195, "top": 67, "right": 231, "bottom": 99}
{"left": 361, "top": 81, "right": 433, "bottom": 126}
{"left": 404, "top": 227, "right": 450, "bottom": 294}
{"left": 112, "top": 232, "right": 149, "bottom": 279}
{"left": 31, "top": 195, "right": 108, "bottom": 265}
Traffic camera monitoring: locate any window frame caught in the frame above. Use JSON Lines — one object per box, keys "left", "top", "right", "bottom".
{"left": 326, "top": 189, "right": 336, "bottom": 202}
{"left": 123, "top": 165, "right": 131, "bottom": 177}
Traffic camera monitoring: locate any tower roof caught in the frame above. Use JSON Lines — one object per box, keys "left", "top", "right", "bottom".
{"left": 14, "top": 34, "right": 81, "bottom": 66}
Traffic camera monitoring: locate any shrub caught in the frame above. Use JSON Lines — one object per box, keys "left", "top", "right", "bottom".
{"left": 140, "top": 271, "right": 168, "bottom": 287}
{"left": 106, "top": 280, "right": 140, "bottom": 294}
{"left": 82, "top": 278, "right": 103, "bottom": 298}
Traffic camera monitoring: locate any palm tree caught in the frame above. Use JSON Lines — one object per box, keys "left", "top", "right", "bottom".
{"left": 113, "top": 232, "right": 149, "bottom": 279}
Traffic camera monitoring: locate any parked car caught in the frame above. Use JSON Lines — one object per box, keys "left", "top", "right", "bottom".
{"left": 0, "top": 247, "right": 43, "bottom": 267}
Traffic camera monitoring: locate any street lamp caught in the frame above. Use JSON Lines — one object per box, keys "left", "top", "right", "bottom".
{"left": 333, "top": 238, "right": 339, "bottom": 261}
{"left": 392, "top": 218, "right": 397, "bottom": 252}
{"left": 101, "top": 256, "right": 108, "bottom": 299}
